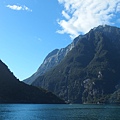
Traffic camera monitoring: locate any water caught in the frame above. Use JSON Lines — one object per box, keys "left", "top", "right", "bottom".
{"left": 0, "top": 104, "right": 120, "bottom": 120}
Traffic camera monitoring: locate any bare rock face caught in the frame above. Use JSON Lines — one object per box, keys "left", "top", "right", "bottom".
{"left": 23, "top": 36, "right": 80, "bottom": 85}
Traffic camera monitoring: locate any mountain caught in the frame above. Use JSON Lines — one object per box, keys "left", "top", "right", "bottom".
{"left": 32, "top": 25, "right": 120, "bottom": 104}
{"left": 23, "top": 36, "right": 80, "bottom": 85}
{"left": 0, "top": 60, "right": 64, "bottom": 103}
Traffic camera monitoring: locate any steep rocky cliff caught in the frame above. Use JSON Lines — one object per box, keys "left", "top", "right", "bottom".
{"left": 23, "top": 36, "right": 80, "bottom": 85}
{"left": 32, "top": 25, "right": 120, "bottom": 104}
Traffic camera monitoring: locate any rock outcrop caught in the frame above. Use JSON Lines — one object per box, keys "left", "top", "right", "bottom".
{"left": 23, "top": 36, "right": 80, "bottom": 85}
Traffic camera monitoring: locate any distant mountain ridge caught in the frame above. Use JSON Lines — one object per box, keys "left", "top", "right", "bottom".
{"left": 0, "top": 60, "right": 64, "bottom": 103}
{"left": 31, "top": 25, "right": 120, "bottom": 104}
{"left": 23, "top": 35, "right": 80, "bottom": 84}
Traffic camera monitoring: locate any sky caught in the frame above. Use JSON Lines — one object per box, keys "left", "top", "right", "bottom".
{"left": 0, "top": 0, "right": 120, "bottom": 80}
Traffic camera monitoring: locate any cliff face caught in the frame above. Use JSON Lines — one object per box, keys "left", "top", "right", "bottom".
{"left": 0, "top": 60, "right": 64, "bottom": 104}
{"left": 32, "top": 25, "right": 120, "bottom": 104}
{"left": 23, "top": 36, "right": 80, "bottom": 85}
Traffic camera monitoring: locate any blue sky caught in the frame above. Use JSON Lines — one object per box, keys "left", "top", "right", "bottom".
{"left": 0, "top": 0, "right": 120, "bottom": 80}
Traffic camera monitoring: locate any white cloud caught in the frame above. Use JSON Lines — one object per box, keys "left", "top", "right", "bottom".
{"left": 6, "top": 5, "right": 32, "bottom": 12}
{"left": 57, "top": 0, "right": 120, "bottom": 39}
{"left": 62, "top": 10, "right": 70, "bottom": 19}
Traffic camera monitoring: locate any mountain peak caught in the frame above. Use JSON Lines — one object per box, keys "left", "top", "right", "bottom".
{"left": 31, "top": 25, "right": 120, "bottom": 104}
{"left": 45, "top": 49, "right": 59, "bottom": 60}
{"left": 91, "top": 24, "right": 120, "bottom": 33}
{"left": 93, "top": 24, "right": 108, "bottom": 30}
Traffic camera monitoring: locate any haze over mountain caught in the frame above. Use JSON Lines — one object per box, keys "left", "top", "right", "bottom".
{"left": 25, "top": 25, "right": 120, "bottom": 104}
{"left": 0, "top": 60, "right": 64, "bottom": 103}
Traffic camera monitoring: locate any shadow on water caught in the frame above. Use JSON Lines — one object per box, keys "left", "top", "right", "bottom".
{"left": 0, "top": 104, "right": 120, "bottom": 120}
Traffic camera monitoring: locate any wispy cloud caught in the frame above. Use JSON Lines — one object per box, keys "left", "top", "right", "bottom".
{"left": 34, "top": 36, "right": 42, "bottom": 42}
{"left": 62, "top": 10, "right": 70, "bottom": 20}
{"left": 57, "top": 0, "right": 120, "bottom": 39}
{"left": 6, "top": 5, "right": 32, "bottom": 12}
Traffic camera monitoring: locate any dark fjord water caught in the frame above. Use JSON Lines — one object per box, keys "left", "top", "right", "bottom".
{"left": 0, "top": 104, "right": 120, "bottom": 120}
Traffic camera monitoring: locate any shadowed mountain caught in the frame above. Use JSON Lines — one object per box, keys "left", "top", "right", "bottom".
{"left": 0, "top": 60, "right": 64, "bottom": 103}
{"left": 32, "top": 25, "right": 120, "bottom": 104}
